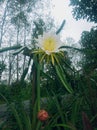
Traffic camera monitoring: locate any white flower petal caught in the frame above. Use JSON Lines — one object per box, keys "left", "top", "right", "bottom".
{"left": 36, "top": 31, "right": 63, "bottom": 55}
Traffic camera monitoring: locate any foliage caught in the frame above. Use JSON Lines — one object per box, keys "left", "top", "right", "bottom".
{"left": 0, "top": 81, "right": 31, "bottom": 104}
{"left": 0, "top": 84, "right": 10, "bottom": 102}
{"left": 79, "top": 26, "right": 97, "bottom": 73}
{"left": 1, "top": 79, "right": 97, "bottom": 130}
{"left": 70, "top": 0, "right": 97, "bottom": 23}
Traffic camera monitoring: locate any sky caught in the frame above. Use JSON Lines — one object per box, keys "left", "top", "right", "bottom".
{"left": 51, "top": 0, "right": 96, "bottom": 42}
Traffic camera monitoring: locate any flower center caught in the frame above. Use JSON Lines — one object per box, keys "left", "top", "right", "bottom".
{"left": 43, "top": 37, "right": 56, "bottom": 52}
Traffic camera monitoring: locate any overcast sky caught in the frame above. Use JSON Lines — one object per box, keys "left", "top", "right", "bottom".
{"left": 51, "top": 0, "right": 96, "bottom": 42}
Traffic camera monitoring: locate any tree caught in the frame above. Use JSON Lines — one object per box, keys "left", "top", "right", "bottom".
{"left": 70, "top": 0, "right": 97, "bottom": 23}
{"left": 78, "top": 27, "right": 97, "bottom": 122}
{"left": 80, "top": 26, "right": 97, "bottom": 73}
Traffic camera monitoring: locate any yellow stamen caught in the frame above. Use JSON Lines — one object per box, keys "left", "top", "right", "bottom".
{"left": 43, "top": 37, "right": 56, "bottom": 52}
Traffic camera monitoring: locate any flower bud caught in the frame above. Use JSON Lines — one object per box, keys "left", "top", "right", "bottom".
{"left": 37, "top": 109, "right": 49, "bottom": 121}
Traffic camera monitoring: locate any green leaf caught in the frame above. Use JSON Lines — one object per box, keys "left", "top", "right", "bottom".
{"left": 55, "top": 65, "right": 73, "bottom": 93}
{"left": 71, "top": 97, "right": 83, "bottom": 125}
{"left": 52, "top": 92, "right": 65, "bottom": 124}
{"left": 21, "top": 108, "right": 32, "bottom": 130}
